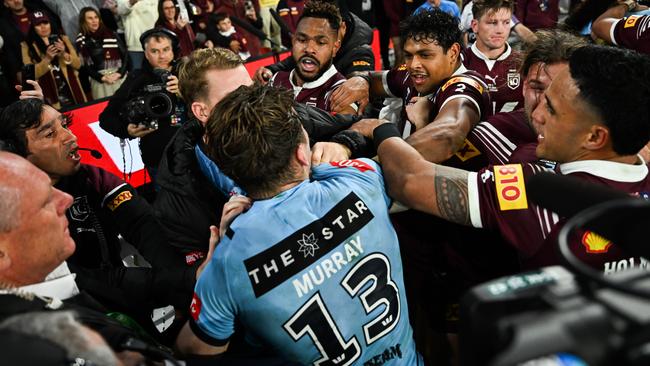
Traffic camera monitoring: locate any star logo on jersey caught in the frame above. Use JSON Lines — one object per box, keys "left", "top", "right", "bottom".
{"left": 582, "top": 231, "right": 612, "bottom": 254}
{"left": 298, "top": 233, "right": 320, "bottom": 258}
{"left": 507, "top": 72, "right": 520, "bottom": 90}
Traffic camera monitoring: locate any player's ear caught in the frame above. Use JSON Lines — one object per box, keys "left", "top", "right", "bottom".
{"left": 470, "top": 18, "right": 479, "bottom": 34}
{"left": 447, "top": 43, "right": 461, "bottom": 65}
{"left": 584, "top": 124, "right": 610, "bottom": 151}
{"left": 191, "top": 101, "right": 210, "bottom": 125}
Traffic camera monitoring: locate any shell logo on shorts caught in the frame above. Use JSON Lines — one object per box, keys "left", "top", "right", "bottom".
{"left": 582, "top": 231, "right": 612, "bottom": 253}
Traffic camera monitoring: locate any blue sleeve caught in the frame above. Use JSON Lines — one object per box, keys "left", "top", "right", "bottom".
{"left": 195, "top": 145, "right": 246, "bottom": 196}
{"left": 311, "top": 159, "right": 391, "bottom": 207}
{"left": 191, "top": 244, "right": 237, "bottom": 344}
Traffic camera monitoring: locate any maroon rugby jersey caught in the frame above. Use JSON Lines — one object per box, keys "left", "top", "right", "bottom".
{"left": 468, "top": 160, "right": 650, "bottom": 273}
{"left": 515, "top": 0, "right": 559, "bottom": 30}
{"left": 462, "top": 43, "right": 524, "bottom": 115}
{"left": 610, "top": 15, "right": 650, "bottom": 55}
{"left": 269, "top": 64, "right": 346, "bottom": 111}
{"left": 445, "top": 109, "right": 537, "bottom": 170}
{"left": 383, "top": 64, "right": 491, "bottom": 137}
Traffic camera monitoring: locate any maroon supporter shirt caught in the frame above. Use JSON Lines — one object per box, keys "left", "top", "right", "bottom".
{"left": 383, "top": 64, "right": 492, "bottom": 137}
{"left": 276, "top": 0, "right": 304, "bottom": 33}
{"left": 515, "top": 0, "right": 559, "bottom": 30}
{"left": 270, "top": 64, "right": 347, "bottom": 111}
{"left": 610, "top": 15, "right": 650, "bottom": 55}
{"left": 468, "top": 160, "right": 650, "bottom": 273}
{"left": 462, "top": 43, "right": 524, "bottom": 115}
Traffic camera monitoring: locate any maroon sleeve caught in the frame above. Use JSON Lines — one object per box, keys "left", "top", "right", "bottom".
{"left": 431, "top": 72, "right": 492, "bottom": 121}
{"left": 384, "top": 66, "right": 411, "bottom": 99}
{"left": 612, "top": 15, "right": 650, "bottom": 55}
{"left": 469, "top": 163, "right": 558, "bottom": 258}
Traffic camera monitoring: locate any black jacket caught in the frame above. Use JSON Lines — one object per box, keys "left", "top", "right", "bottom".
{"left": 154, "top": 118, "right": 228, "bottom": 254}
{"left": 267, "top": 12, "right": 375, "bottom": 77}
{"left": 55, "top": 165, "right": 195, "bottom": 312}
{"left": 153, "top": 106, "right": 368, "bottom": 256}
{"left": 99, "top": 63, "right": 186, "bottom": 168}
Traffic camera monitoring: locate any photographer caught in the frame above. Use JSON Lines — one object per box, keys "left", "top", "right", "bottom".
{"left": 99, "top": 27, "right": 186, "bottom": 184}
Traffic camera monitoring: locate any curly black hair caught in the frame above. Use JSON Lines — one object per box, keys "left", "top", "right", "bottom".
{"left": 398, "top": 8, "right": 462, "bottom": 52}
{"left": 299, "top": 0, "right": 342, "bottom": 33}
{"left": 569, "top": 45, "right": 650, "bottom": 156}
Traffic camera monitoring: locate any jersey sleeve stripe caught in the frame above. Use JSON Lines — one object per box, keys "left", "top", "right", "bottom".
{"left": 382, "top": 71, "right": 397, "bottom": 98}
{"left": 101, "top": 182, "right": 128, "bottom": 207}
{"left": 439, "top": 94, "right": 482, "bottom": 116}
{"left": 471, "top": 126, "right": 511, "bottom": 164}
{"left": 610, "top": 19, "right": 621, "bottom": 45}
{"left": 467, "top": 172, "right": 483, "bottom": 228}
{"left": 188, "top": 317, "right": 231, "bottom": 347}
{"left": 480, "top": 122, "right": 518, "bottom": 151}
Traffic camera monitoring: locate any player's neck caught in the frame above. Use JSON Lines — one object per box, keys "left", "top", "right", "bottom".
{"left": 476, "top": 42, "right": 507, "bottom": 60}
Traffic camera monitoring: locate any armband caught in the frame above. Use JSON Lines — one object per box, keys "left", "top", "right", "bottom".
{"left": 373, "top": 123, "right": 401, "bottom": 150}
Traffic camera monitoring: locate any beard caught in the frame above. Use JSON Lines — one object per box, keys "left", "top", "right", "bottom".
{"left": 294, "top": 55, "right": 333, "bottom": 83}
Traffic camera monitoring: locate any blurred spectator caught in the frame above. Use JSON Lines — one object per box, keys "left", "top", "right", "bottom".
{"left": 0, "top": 0, "right": 62, "bottom": 84}
{"left": 155, "top": 0, "right": 195, "bottom": 57}
{"left": 76, "top": 7, "right": 128, "bottom": 99}
{"left": 383, "top": 0, "right": 406, "bottom": 66}
{"left": 259, "top": 0, "right": 281, "bottom": 50}
{"left": 0, "top": 35, "right": 17, "bottom": 106}
{"left": 206, "top": 12, "right": 251, "bottom": 59}
{"left": 215, "top": 0, "right": 264, "bottom": 57}
{"left": 414, "top": 0, "right": 461, "bottom": 18}
{"left": 21, "top": 11, "right": 88, "bottom": 109}
{"left": 515, "top": 0, "right": 560, "bottom": 30}
{"left": 42, "top": 0, "right": 103, "bottom": 38}
{"left": 116, "top": 0, "right": 158, "bottom": 71}
{"left": 188, "top": 0, "right": 215, "bottom": 32}
{"left": 276, "top": 0, "right": 304, "bottom": 47}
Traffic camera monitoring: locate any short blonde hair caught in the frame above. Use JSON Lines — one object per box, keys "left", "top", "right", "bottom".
{"left": 177, "top": 48, "right": 243, "bottom": 103}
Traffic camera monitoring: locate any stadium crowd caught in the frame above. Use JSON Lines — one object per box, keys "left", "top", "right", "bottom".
{"left": 0, "top": 0, "right": 650, "bottom": 365}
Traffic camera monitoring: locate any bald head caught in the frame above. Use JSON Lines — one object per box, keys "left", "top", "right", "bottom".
{"left": 0, "top": 152, "right": 28, "bottom": 232}
{"left": 0, "top": 152, "right": 75, "bottom": 286}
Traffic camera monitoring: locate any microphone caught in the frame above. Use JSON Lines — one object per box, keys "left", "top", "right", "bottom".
{"left": 78, "top": 147, "right": 103, "bottom": 159}
{"left": 229, "top": 15, "right": 269, "bottom": 42}
{"left": 270, "top": 8, "right": 293, "bottom": 39}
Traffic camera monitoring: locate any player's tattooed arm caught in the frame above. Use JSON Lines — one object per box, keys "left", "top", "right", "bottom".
{"left": 374, "top": 128, "right": 472, "bottom": 226}
{"left": 433, "top": 165, "right": 471, "bottom": 226}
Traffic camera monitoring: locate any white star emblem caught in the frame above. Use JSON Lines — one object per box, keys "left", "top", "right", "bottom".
{"left": 297, "top": 233, "right": 319, "bottom": 258}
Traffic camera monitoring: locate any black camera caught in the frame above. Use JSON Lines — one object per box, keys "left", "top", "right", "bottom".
{"left": 121, "top": 69, "right": 174, "bottom": 130}
{"left": 460, "top": 175, "right": 650, "bottom": 366}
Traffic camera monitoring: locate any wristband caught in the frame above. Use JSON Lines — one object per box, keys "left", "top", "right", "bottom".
{"left": 373, "top": 123, "right": 401, "bottom": 150}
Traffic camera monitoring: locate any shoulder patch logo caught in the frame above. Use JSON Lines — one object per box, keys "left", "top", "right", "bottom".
{"left": 106, "top": 191, "right": 132, "bottom": 211}
{"left": 494, "top": 164, "right": 528, "bottom": 211}
{"left": 190, "top": 293, "right": 202, "bottom": 321}
{"left": 582, "top": 231, "right": 612, "bottom": 254}
{"left": 455, "top": 139, "right": 481, "bottom": 161}
{"left": 352, "top": 60, "right": 370, "bottom": 67}
{"left": 625, "top": 15, "right": 640, "bottom": 28}
{"left": 397, "top": 64, "right": 408, "bottom": 71}
{"left": 330, "top": 159, "right": 375, "bottom": 172}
